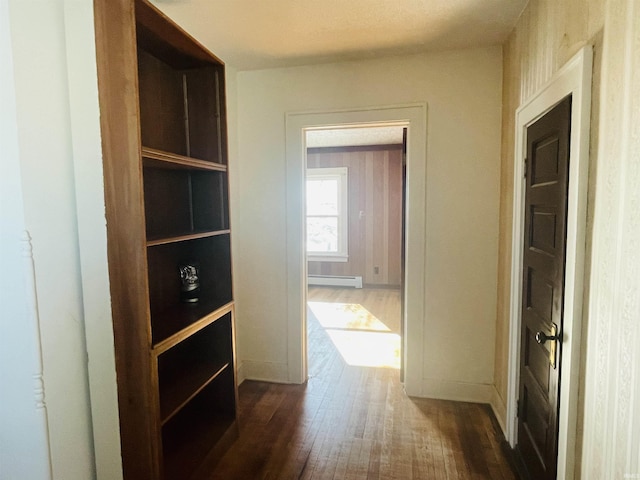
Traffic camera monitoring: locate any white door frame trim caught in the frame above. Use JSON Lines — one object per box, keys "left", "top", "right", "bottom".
{"left": 285, "top": 104, "right": 428, "bottom": 394}
{"left": 507, "top": 46, "right": 593, "bottom": 480}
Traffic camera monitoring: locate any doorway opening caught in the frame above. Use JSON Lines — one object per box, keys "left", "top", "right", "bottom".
{"left": 285, "top": 104, "right": 427, "bottom": 394}
{"left": 303, "top": 125, "right": 406, "bottom": 373}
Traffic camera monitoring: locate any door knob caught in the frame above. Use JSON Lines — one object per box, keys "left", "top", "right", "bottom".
{"left": 535, "top": 323, "right": 560, "bottom": 369}
{"left": 535, "top": 329, "right": 560, "bottom": 344}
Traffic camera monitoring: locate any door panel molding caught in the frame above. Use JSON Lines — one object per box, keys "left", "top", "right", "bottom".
{"left": 508, "top": 46, "right": 592, "bottom": 480}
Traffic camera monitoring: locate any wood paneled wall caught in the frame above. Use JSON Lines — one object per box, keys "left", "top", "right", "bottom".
{"left": 307, "top": 145, "right": 403, "bottom": 287}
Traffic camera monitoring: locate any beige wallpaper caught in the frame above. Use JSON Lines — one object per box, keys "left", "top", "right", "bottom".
{"left": 497, "top": 0, "right": 640, "bottom": 477}
{"left": 495, "top": 0, "right": 604, "bottom": 412}
{"left": 580, "top": 0, "right": 640, "bottom": 477}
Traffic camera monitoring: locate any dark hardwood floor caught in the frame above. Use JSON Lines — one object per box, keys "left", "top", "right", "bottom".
{"left": 206, "top": 287, "right": 518, "bottom": 479}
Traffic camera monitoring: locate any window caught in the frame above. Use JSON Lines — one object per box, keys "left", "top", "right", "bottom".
{"left": 306, "top": 167, "right": 348, "bottom": 262}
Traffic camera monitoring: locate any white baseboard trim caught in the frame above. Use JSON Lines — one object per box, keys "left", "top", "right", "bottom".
{"left": 490, "top": 385, "right": 508, "bottom": 436}
{"left": 240, "top": 360, "right": 292, "bottom": 384}
{"left": 307, "top": 275, "right": 363, "bottom": 288}
{"left": 236, "top": 361, "right": 246, "bottom": 385}
{"left": 415, "top": 378, "right": 494, "bottom": 403}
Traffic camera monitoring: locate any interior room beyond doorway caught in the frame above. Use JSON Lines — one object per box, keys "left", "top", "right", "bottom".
{"left": 305, "top": 125, "right": 405, "bottom": 373}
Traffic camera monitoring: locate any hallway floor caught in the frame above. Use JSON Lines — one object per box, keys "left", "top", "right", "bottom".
{"left": 206, "top": 287, "right": 518, "bottom": 479}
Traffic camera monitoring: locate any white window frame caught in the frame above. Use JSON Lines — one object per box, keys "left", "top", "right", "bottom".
{"left": 305, "top": 167, "right": 348, "bottom": 262}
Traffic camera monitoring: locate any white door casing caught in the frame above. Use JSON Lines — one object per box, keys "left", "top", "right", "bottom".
{"left": 284, "top": 104, "right": 427, "bottom": 394}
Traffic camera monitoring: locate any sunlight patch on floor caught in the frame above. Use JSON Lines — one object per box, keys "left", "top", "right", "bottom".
{"left": 308, "top": 301, "right": 390, "bottom": 331}
{"left": 308, "top": 301, "right": 400, "bottom": 369}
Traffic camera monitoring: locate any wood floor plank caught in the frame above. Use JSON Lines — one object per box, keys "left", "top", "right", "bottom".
{"left": 205, "top": 287, "right": 518, "bottom": 480}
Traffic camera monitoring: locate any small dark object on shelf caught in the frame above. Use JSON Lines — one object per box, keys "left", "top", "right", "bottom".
{"left": 179, "top": 262, "right": 200, "bottom": 303}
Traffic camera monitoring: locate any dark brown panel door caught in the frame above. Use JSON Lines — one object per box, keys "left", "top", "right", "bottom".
{"left": 516, "top": 95, "right": 571, "bottom": 480}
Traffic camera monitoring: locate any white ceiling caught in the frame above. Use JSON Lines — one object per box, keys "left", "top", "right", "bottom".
{"left": 306, "top": 126, "right": 405, "bottom": 148}
{"left": 151, "top": 0, "right": 527, "bottom": 71}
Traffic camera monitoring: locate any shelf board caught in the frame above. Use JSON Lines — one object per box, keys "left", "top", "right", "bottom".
{"left": 163, "top": 412, "right": 236, "bottom": 480}
{"left": 147, "top": 229, "right": 230, "bottom": 247}
{"left": 160, "top": 362, "right": 229, "bottom": 425}
{"left": 142, "top": 146, "right": 226, "bottom": 171}
{"left": 136, "top": 0, "right": 224, "bottom": 69}
{"left": 153, "top": 302, "right": 233, "bottom": 354}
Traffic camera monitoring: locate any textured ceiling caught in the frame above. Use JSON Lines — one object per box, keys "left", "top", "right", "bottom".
{"left": 151, "top": 0, "right": 527, "bottom": 70}
{"left": 306, "top": 126, "right": 405, "bottom": 148}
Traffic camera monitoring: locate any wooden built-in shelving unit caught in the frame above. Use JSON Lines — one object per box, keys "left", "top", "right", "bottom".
{"left": 94, "top": 0, "right": 237, "bottom": 478}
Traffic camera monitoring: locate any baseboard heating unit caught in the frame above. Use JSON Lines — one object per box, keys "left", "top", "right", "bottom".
{"left": 307, "top": 275, "right": 363, "bottom": 289}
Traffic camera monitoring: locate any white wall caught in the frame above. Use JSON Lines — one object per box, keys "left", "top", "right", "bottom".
{"left": 0, "top": 0, "right": 53, "bottom": 477}
{"left": 233, "top": 47, "right": 503, "bottom": 401}
{"left": 63, "top": 0, "right": 123, "bottom": 478}
{"left": 0, "top": 1, "right": 114, "bottom": 478}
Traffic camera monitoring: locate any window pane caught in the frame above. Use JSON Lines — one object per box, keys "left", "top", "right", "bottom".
{"left": 306, "top": 178, "right": 338, "bottom": 215}
{"left": 307, "top": 216, "right": 338, "bottom": 252}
